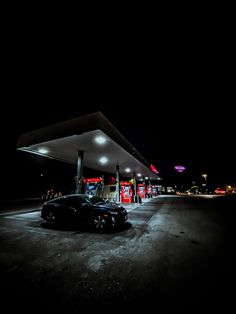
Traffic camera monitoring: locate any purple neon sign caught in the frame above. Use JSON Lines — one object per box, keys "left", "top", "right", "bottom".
{"left": 174, "top": 165, "right": 186, "bottom": 173}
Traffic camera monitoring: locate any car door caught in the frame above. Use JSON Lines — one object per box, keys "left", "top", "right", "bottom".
{"left": 68, "top": 197, "right": 93, "bottom": 226}
{"left": 78, "top": 200, "right": 94, "bottom": 226}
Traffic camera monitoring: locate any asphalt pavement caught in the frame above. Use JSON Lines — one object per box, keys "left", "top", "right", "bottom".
{"left": 0, "top": 194, "right": 235, "bottom": 314}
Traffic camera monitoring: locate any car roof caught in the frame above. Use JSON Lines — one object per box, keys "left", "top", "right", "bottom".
{"left": 46, "top": 194, "right": 93, "bottom": 203}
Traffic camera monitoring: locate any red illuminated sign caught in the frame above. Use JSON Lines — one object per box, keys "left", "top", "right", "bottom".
{"left": 83, "top": 177, "right": 102, "bottom": 183}
{"left": 120, "top": 181, "right": 131, "bottom": 186}
{"left": 150, "top": 164, "right": 159, "bottom": 174}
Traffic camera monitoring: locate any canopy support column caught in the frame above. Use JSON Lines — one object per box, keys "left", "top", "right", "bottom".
{"left": 75, "top": 150, "right": 84, "bottom": 194}
{"left": 116, "top": 165, "right": 120, "bottom": 203}
{"left": 133, "top": 172, "right": 137, "bottom": 203}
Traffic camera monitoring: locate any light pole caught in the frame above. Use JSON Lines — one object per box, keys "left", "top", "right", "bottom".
{"left": 201, "top": 173, "right": 207, "bottom": 182}
{"left": 201, "top": 173, "right": 208, "bottom": 193}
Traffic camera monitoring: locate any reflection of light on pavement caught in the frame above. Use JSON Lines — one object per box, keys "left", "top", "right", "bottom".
{"left": 4, "top": 212, "right": 40, "bottom": 221}
{"left": 123, "top": 197, "right": 155, "bottom": 212}
{"left": 197, "top": 195, "right": 220, "bottom": 199}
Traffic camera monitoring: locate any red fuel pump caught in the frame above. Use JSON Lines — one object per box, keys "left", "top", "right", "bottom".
{"left": 151, "top": 186, "right": 158, "bottom": 196}
{"left": 146, "top": 185, "right": 153, "bottom": 198}
{"left": 120, "top": 181, "right": 133, "bottom": 203}
{"left": 137, "top": 183, "right": 146, "bottom": 199}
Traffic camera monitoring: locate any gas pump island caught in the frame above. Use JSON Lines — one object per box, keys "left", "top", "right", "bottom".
{"left": 83, "top": 178, "right": 134, "bottom": 203}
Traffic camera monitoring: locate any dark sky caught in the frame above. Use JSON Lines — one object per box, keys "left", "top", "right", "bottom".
{"left": 1, "top": 31, "right": 235, "bottom": 197}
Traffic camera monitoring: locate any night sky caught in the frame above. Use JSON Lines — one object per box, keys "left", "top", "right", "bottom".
{"left": 1, "top": 35, "right": 235, "bottom": 199}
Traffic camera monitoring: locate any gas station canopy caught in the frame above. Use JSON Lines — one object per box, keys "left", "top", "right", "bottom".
{"left": 17, "top": 111, "right": 161, "bottom": 180}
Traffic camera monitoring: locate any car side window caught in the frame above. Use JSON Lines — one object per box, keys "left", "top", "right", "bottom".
{"left": 68, "top": 197, "right": 89, "bottom": 208}
{"left": 52, "top": 196, "right": 89, "bottom": 208}
{"left": 52, "top": 198, "right": 67, "bottom": 205}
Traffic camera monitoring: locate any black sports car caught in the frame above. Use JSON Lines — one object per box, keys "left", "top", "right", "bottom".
{"left": 41, "top": 194, "right": 128, "bottom": 232}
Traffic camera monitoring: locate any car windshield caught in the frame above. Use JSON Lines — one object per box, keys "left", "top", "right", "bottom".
{"left": 78, "top": 194, "right": 93, "bottom": 203}
{"left": 89, "top": 196, "right": 106, "bottom": 205}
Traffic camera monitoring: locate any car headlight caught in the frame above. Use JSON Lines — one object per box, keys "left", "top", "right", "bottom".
{"left": 109, "top": 211, "right": 119, "bottom": 215}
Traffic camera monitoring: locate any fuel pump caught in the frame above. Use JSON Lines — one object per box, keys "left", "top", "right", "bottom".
{"left": 146, "top": 185, "right": 152, "bottom": 198}
{"left": 83, "top": 177, "right": 103, "bottom": 196}
{"left": 137, "top": 183, "right": 146, "bottom": 200}
{"left": 120, "top": 181, "right": 133, "bottom": 203}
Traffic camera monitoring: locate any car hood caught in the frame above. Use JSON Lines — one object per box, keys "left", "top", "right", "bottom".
{"left": 94, "top": 202, "right": 126, "bottom": 212}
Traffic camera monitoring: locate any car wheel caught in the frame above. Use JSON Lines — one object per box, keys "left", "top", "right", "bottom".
{"left": 92, "top": 215, "right": 106, "bottom": 232}
{"left": 45, "top": 212, "right": 56, "bottom": 224}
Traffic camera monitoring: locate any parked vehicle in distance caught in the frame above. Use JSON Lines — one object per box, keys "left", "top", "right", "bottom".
{"left": 214, "top": 187, "right": 226, "bottom": 194}
{"left": 41, "top": 194, "right": 128, "bottom": 232}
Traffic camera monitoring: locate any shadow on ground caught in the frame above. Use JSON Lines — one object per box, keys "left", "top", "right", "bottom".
{"left": 40, "top": 221, "right": 132, "bottom": 234}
